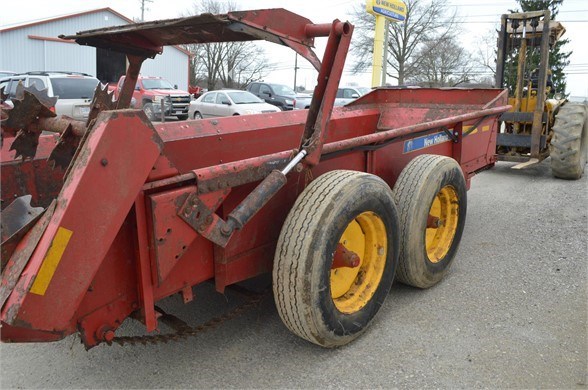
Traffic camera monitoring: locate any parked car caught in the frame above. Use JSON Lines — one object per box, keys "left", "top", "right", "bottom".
{"left": 334, "top": 86, "right": 372, "bottom": 106}
{"left": 189, "top": 90, "right": 281, "bottom": 119}
{"left": 1, "top": 71, "right": 99, "bottom": 120}
{"left": 246, "top": 82, "right": 296, "bottom": 110}
{"left": 113, "top": 75, "right": 191, "bottom": 121}
{"left": 0, "top": 71, "right": 16, "bottom": 79}
{"left": 0, "top": 77, "right": 10, "bottom": 92}
{"left": 295, "top": 93, "right": 312, "bottom": 109}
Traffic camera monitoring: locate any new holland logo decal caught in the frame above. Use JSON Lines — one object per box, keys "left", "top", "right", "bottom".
{"left": 403, "top": 131, "right": 451, "bottom": 154}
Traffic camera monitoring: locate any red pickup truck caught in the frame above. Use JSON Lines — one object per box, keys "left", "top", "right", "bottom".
{"left": 113, "top": 75, "right": 191, "bottom": 120}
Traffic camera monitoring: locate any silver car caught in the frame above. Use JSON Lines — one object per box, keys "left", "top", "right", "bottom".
{"left": 334, "top": 86, "right": 372, "bottom": 106}
{"left": 294, "top": 93, "right": 312, "bottom": 109}
{"left": 189, "top": 90, "right": 280, "bottom": 119}
{"left": 2, "top": 72, "right": 99, "bottom": 121}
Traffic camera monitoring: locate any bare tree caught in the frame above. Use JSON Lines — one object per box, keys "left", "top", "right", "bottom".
{"left": 350, "top": 0, "right": 458, "bottom": 85}
{"left": 407, "top": 37, "right": 474, "bottom": 87}
{"left": 217, "top": 42, "right": 267, "bottom": 89}
{"left": 473, "top": 30, "right": 498, "bottom": 84}
{"left": 184, "top": 0, "right": 268, "bottom": 90}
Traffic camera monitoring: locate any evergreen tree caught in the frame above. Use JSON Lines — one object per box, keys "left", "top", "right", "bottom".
{"left": 515, "top": 0, "right": 572, "bottom": 96}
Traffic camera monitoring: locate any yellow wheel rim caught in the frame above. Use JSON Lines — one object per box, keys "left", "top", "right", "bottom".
{"left": 330, "top": 211, "right": 387, "bottom": 314}
{"left": 425, "top": 185, "right": 459, "bottom": 263}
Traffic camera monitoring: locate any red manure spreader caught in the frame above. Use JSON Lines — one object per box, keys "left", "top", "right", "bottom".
{"left": 0, "top": 9, "right": 509, "bottom": 348}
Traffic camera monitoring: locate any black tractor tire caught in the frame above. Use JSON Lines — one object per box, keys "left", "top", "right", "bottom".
{"left": 391, "top": 155, "right": 467, "bottom": 289}
{"left": 273, "top": 170, "right": 399, "bottom": 347}
{"left": 176, "top": 114, "right": 188, "bottom": 121}
{"left": 550, "top": 102, "right": 588, "bottom": 180}
{"left": 142, "top": 102, "right": 156, "bottom": 121}
{"left": 193, "top": 111, "right": 203, "bottom": 119}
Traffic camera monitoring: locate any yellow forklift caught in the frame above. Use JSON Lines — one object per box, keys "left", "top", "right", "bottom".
{"left": 495, "top": 10, "right": 587, "bottom": 179}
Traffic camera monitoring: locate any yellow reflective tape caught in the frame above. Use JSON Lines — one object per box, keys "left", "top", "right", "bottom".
{"left": 482, "top": 125, "right": 490, "bottom": 132}
{"left": 464, "top": 125, "right": 478, "bottom": 135}
{"left": 30, "top": 227, "right": 73, "bottom": 296}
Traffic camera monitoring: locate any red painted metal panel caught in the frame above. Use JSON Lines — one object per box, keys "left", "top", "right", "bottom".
{"left": 152, "top": 234, "right": 214, "bottom": 301}
{"left": 153, "top": 108, "right": 382, "bottom": 176}
{"left": 134, "top": 192, "right": 157, "bottom": 332}
{"left": 74, "top": 218, "right": 139, "bottom": 346}
{"left": 227, "top": 9, "right": 317, "bottom": 44}
{"left": 148, "top": 186, "right": 202, "bottom": 284}
{"left": 147, "top": 155, "right": 180, "bottom": 182}
{"left": 1, "top": 111, "right": 162, "bottom": 334}
{"left": 155, "top": 111, "right": 307, "bottom": 173}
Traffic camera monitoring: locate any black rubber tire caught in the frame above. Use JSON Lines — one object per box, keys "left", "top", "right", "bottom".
{"left": 193, "top": 111, "right": 203, "bottom": 119}
{"left": 273, "top": 170, "right": 399, "bottom": 347}
{"left": 391, "top": 155, "right": 467, "bottom": 289}
{"left": 550, "top": 102, "right": 588, "bottom": 180}
{"left": 142, "top": 102, "right": 155, "bottom": 121}
{"left": 176, "top": 114, "right": 188, "bottom": 120}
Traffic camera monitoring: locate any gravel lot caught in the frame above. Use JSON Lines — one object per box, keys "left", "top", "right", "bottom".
{"left": 1, "top": 159, "right": 586, "bottom": 389}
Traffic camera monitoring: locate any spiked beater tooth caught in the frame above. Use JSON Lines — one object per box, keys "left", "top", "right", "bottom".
{"left": 86, "top": 83, "right": 116, "bottom": 126}
{"left": 18, "top": 83, "right": 58, "bottom": 119}
{"left": 48, "top": 124, "right": 79, "bottom": 170}
{"left": 9, "top": 129, "right": 40, "bottom": 160}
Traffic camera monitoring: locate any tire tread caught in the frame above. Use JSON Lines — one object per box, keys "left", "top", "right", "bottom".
{"left": 550, "top": 102, "right": 588, "bottom": 180}
{"left": 274, "top": 170, "right": 358, "bottom": 344}
{"left": 392, "top": 155, "right": 446, "bottom": 286}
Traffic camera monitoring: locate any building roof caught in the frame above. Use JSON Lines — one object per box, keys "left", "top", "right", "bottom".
{"left": 0, "top": 8, "right": 133, "bottom": 32}
{"left": 0, "top": 7, "right": 190, "bottom": 56}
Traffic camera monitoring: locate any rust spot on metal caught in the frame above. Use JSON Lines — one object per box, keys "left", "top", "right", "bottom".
{"left": 195, "top": 156, "right": 289, "bottom": 194}
{"left": 426, "top": 214, "right": 443, "bottom": 228}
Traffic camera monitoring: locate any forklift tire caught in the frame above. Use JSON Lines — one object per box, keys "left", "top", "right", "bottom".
{"left": 142, "top": 102, "right": 156, "bottom": 121}
{"left": 550, "top": 102, "right": 588, "bottom": 180}
{"left": 392, "top": 155, "right": 467, "bottom": 289}
{"left": 273, "top": 170, "right": 399, "bottom": 347}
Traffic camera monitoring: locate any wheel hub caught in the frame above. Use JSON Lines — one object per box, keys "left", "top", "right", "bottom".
{"left": 425, "top": 185, "right": 459, "bottom": 263}
{"left": 330, "top": 211, "right": 387, "bottom": 314}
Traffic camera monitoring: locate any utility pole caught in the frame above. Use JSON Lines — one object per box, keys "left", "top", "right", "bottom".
{"left": 382, "top": 20, "right": 389, "bottom": 85}
{"left": 293, "top": 53, "right": 299, "bottom": 91}
{"left": 140, "top": 0, "right": 153, "bottom": 22}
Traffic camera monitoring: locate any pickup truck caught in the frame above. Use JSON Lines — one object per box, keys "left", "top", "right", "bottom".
{"left": 113, "top": 75, "right": 191, "bottom": 120}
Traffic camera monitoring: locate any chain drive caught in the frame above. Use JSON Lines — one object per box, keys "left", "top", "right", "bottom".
{"left": 106, "top": 289, "right": 268, "bottom": 347}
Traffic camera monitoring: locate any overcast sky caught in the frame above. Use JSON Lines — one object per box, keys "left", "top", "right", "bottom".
{"left": 1, "top": 0, "right": 586, "bottom": 97}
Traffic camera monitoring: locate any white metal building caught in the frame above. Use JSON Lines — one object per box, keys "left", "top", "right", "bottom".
{"left": 0, "top": 8, "right": 190, "bottom": 90}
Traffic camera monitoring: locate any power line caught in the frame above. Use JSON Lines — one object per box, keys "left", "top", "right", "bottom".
{"left": 447, "top": 0, "right": 586, "bottom": 6}
{"left": 446, "top": 20, "right": 587, "bottom": 24}
{"left": 461, "top": 10, "right": 588, "bottom": 17}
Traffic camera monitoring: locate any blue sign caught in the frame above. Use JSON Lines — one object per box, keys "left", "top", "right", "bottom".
{"left": 372, "top": 6, "right": 405, "bottom": 21}
{"left": 403, "top": 131, "right": 451, "bottom": 154}
{"left": 366, "top": 0, "right": 407, "bottom": 22}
